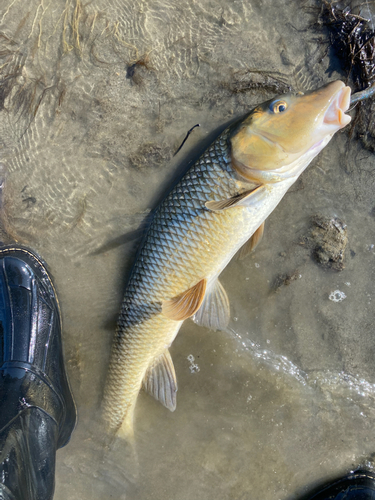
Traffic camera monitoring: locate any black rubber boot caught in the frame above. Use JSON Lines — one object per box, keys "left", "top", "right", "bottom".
{"left": 0, "top": 246, "right": 76, "bottom": 500}
{"left": 302, "top": 470, "right": 375, "bottom": 500}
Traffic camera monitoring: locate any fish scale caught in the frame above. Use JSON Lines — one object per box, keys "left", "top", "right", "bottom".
{"left": 126, "top": 131, "right": 246, "bottom": 301}
{"left": 103, "top": 81, "right": 352, "bottom": 436}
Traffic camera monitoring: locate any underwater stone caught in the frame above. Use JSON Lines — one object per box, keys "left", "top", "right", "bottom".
{"left": 302, "top": 215, "right": 348, "bottom": 271}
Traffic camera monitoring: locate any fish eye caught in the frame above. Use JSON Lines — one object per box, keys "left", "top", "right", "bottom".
{"left": 270, "top": 100, "right": 288, "bottom": 113}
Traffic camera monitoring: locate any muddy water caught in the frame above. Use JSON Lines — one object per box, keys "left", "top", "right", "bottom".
{"left": 0, "top": 0, "right": 375, "bottom": 499}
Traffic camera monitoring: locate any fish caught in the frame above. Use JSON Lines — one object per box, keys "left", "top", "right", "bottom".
{"left": 103, "top": 80, "right": 351, "bottom": 438}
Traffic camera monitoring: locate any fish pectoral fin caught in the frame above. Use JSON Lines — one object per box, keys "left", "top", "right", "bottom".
{"left": 193, "top": 278, "right": 230, "bottom": 331}
{"left": 205, "top": 185, "right": 266, "bottom": 211}
{"left": 237, "top": 221, "right": 265, "bottom": 260}
{"left": 162, "top": 278, "right": 207, "bottom": 321}
{"left": 143, "top": 349, "right": 178, "bottom": 411}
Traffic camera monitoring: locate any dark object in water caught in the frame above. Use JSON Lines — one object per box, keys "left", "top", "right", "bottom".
{"left": 321, "top": 3, "right": 375, "bottom": 151}
{"left": 301, "top": 215, "right": 348, "bottom": 271}
{"left": 174, "top": 124, "right": 200, "bottom": 156}
{"left": 321, "top": 1, "right": 375, "bottom": 90}
{"left": 126, "top": 65, "right": 136, "bottom": 79}
{"left": 126, "top": 54, "right": 153, "bottom": 86}
{"left": 22, "top": 196, "right": 37, "bottom": 208}
{"left": 272, "top": 269, "right": 299, "bottom": 292}
{"left": 299, "top": 469, "right": 375, "bottom": 500}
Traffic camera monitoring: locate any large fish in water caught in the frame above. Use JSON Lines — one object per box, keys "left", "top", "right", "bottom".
{"left": 103, "top": 81, "right": 351, "bottom": 437}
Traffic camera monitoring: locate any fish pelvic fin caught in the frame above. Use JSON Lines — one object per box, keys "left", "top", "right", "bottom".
{"left": 237, "top": 221, "right": 265, "bottom": 260}
{"left": 162, "top": 278, "right": 207, "bottom": 321}
{"left": 193, "top": 277, "right": 230, "bottom": 331}
{"left": 205, "top": 185, "right": 267, "bottom": 211}
{"left": 143, "top": 349, "right": 178, "bottom": 411}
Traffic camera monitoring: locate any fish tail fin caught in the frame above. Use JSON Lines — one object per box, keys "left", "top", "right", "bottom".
{"left": 99, "top": 423, "right": 139, "bottom": 486}
{"left": 96, "top": 406, "right": 139, "bottom": 484}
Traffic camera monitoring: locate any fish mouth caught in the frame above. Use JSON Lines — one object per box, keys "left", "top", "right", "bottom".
{"left": 323, "top": 83, "right": 351, "bottom": 127}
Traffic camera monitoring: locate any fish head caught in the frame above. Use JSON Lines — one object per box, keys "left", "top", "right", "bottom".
{"left": 230, "top": 81, "right": 351, "bottom": 182}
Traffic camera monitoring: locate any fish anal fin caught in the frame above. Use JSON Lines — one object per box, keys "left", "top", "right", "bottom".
{"left": 193, "top": 278, "right": 230, "bottom": 331}
{"left": 205, "top": 185, "right": 266, "bottom": 212}
{"left": 238, "top": 221, "right": 265, "bottom": 260}
{"left": 162, "top": 278, "right": 207, "bottom": 321}
{"left": 143, "top": 349, "right": 177, "bottom": 411}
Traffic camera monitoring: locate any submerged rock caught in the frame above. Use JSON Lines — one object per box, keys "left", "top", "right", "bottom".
{"left": 272, "top": 269, "right": 300, "bottom": 292}
{"left": 302, "top": 215, "right": 348, "bottom": 271}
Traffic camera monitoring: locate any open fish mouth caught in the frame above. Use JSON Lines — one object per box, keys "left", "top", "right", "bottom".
{"left": 323, "top": 84, "right": 351, "bottom": 127}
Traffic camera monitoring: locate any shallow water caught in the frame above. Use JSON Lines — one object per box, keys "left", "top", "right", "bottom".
{"left": 1, "top": 0, "right": 375, "bottom": 498}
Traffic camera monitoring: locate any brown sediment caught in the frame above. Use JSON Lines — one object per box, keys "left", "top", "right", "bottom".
{"left": 129, "top": 142, "right": 172, "bottom": 169}
{"left": 222, "top": 68, "right": 292, "bottom": 96}
{"left": 272, "top": 269, "right": 300, "bottom": 292}
{"left": 300, "top": 215, "right": 348, "bottom": 271}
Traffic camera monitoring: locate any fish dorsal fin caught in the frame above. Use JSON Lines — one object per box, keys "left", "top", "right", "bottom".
{"left": 205, "top": 185, "right": 266, "bottom": 211}
{"left": 143, "top": 349, "right": 177, "bottom": 411}
{"left": 237, "top": 221, "right": 265, "bottom": 260}
{"left": 162, "top": 278, "right": 207, "bottom": 321}
{"left": 193, "top": 277, "right": 230, "bottom": 331}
